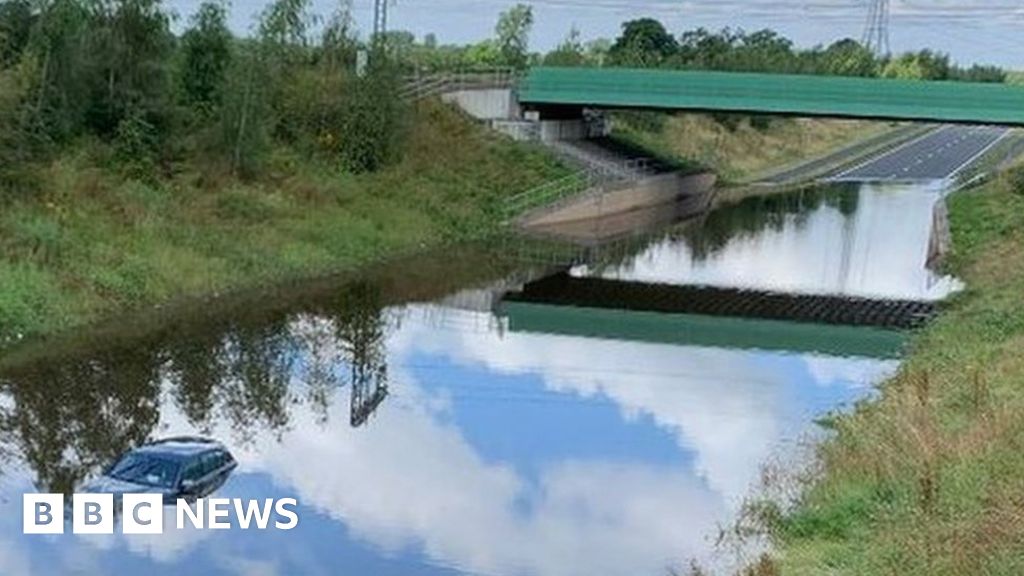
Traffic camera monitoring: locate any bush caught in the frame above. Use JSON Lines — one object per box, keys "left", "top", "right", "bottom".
{"left": 114, "top": 109, "right": 160, "bottom": 178}
{"left": 5, "top": 211, "right": 65, "bottom": 262}
{"left": 0, "top": 261, "right": 67, "bottom": 342}
{"left": 1003, "top": 165, "right": 1024, "bottom": 196}
{"left": 337, "top": 65, "right": 406, "bottom": 173}
{"left": 616, "top": 110, "right": 666, "bottom": 133}
{"left": 179, "top": 1, "right": 232, "bottom": 113}
{"left": 0, "top": 68, "right": 41, "bottom": 198}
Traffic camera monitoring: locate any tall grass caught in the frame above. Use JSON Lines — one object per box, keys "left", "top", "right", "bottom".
{"left": 0, "top": 101, "right": 566, "bottom": 345}
{"left": 613, "top": 113, "right": 890, "bottom": 184}
{"left": 756, "top": 167, "right": 1024, "bottom": 575}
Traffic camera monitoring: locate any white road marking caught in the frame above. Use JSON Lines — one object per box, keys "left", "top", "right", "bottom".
{"left": 829, "top": 125, "right": 947, "bottom": 180}
{"left": 944, "top": 129, "right": 1012, "bottom": 180}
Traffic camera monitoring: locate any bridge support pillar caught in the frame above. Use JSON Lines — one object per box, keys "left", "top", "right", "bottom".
{"left": 523, "top": 105, "right": 606, "bottom": 143}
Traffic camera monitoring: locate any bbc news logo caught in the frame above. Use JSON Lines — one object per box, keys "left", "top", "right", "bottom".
{"left": 24, "top": 494, "right": 299, "bottom": 534}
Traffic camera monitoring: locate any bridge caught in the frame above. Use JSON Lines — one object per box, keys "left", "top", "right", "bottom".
{"left": 517, "top": 67, "right": 1024, "bottom": 126}
{"left": 496, "top": 271, "right": 933, "bottom": 359}
{"left": 499, "top": 301, "right": 907, "bottom": 360}
{"left": 504, "top": 272, "right": 936, "bottom": 330}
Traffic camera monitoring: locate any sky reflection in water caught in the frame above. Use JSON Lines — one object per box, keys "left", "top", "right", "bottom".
{"left": 0, "top": 184, "right": 927, "bottom": 575}
{"left": 576, "top": 182, "right": 961, "bottom": 301}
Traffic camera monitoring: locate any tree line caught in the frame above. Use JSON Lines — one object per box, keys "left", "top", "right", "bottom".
{"left": 0, "top": 0, "right": 1009, "bottom": 194}
{"left": 390, "top": 6, "right": 1006, "bottom": 85}
{"left": 0, "top": 0, "right": 404, "bottom": 195}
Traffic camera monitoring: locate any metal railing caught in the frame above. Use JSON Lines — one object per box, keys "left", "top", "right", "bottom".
{"left": 500, "top": 157, "right": 657, "bottom": 222}
{"left": 400, "top": 67, "right": 519, "bottom": 101}
{"left": 502, "top": 170, "right": 596, "bottom": 220}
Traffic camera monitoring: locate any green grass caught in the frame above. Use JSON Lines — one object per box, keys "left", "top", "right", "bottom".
{"left": 612, "top": 112, "right": 890, "bottom": 184}
{"left": 0, "top": 101, "right": 566, "bottom": 346}
{"left": 763, "top": 166, "right": 1024, "bottom": 575}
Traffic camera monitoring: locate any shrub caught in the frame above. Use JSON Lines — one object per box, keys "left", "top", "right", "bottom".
{"left": 1002, "top": 164, "right": 1024, "bottom": 196}
{"left": 337, "top": 65, "right": 406, "bottom": 173}
{"left": 0, "top": 261, "right": 67, "bottom": 342}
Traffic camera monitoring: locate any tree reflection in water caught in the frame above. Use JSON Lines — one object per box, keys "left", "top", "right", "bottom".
{"left": 336, "top": 282, "right": 390, "bottom": 428}
{"left": 0, "top": 280, "right": 392, "bottom": 493}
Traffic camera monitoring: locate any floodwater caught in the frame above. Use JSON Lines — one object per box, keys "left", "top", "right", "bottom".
{"left": 574, "top": 181, "right": 960, "bottom": 301}
{"left": 0, "top": 183, "right": 956, "bottom": 575}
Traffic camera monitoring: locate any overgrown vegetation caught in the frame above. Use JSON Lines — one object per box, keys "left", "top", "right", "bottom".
{"left": 0, "top": 0, "right": 572, "bottom": 344}
{"left": 750, "top": 167, "right": 1024, "bottom": 574}
{"left": 613, "top": 112, "right": 890, "bottom": 183}
{"left": 0, "top": 99, "right": 565, "bottom": 345}
{"left": 0, "top": 0, "right": 407, "bottom": 191}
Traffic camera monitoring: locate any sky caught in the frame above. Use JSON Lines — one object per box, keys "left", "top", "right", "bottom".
{"left": 163, "top": 0, "right": 1024, "bottom": 69}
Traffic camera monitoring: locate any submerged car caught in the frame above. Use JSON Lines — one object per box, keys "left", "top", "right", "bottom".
{"left": 82, "top": 436, "right": 237, "bottom": 503}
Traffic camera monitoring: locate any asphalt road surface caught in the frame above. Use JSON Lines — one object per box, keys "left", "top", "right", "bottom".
{"left": 830, "top": 125, "right": 1009, "bottom": 182}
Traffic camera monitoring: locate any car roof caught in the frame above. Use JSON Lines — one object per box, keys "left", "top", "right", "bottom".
{"left": 130, "top": 437, "right": 227, "bottom": 462}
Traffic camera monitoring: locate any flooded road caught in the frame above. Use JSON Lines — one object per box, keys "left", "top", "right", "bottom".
{"left": 0, "top": 182, "right": 956, "bottom": 575}
{"left": 575, "top": 181, "right": 960, "bottom": 301}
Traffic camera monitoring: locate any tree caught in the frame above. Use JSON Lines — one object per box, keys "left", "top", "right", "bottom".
{"left": 820, "top": 39, "right": 877, "bottom": 77}
{"left": 584, "top": 38, "right": 611, "bottom": 66}
{"left": 0, "top": 0, "right": 33, "bottom": 69}
{"left": 952, "top": 64, "right": 1005, "bottom": 84}
{"left": 543, "top": 26, "right": 584, "bottom": 67}
{"left": 494, "top": 3, "right": 532, "bottom": 69}
{"left": 881, "top": 50, "right": 950, "bottom": 81}
{"left": 678, "top": 27, "right": 734, "bottom": 69}
{"left": 319, "top": 0, "right": 357, "bottom": 71}
{"left": 82, "top": 0, "right": 175, "bottom": 140}
{"left": 337, "top": 61, "right": 404, "bottom": 172}
{"left": 735, "top": 29, "right": 795, "bottom": 72}
{"left": 180, "top": 1, "right": 232, "bottom": 113}
{"left": 257, "top": 0, "right": 313, "bottom": 142}
{"left": 221, "top": 42, "right": 271, "bottom": 177}
{"left": 23, "top": 0, "right": 92, "bottom": 142}
{"left": 609, "top": 18, "right": 677, "bottom": 67}
{"left": 464, "top": 39, "right": 501, "bottom": 67}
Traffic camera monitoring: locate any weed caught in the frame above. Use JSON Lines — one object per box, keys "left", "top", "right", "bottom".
{"left": 0, "top": 101, "right": 567, "bottom": 345}
{"left": 767, "top": 174, "right": 1024, "bottom": 575}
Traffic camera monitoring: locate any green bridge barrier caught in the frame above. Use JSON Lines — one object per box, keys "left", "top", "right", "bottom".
{"left": 499, "top": 301, "right": 908, "bottom": 360}
{"left": 519, "top": 67, "right": 1024, "bottom": 126}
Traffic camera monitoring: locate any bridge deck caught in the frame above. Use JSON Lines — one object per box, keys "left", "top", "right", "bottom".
{"left": 504, "top": 272, "right": 937, "bottom": 330}
{"left": 519, "top": 67, "right": 1024, "bottom": 126}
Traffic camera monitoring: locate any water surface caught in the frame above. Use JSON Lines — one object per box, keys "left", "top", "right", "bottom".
{"left": 0, "top": 183, "right": 945, "bottom": 575}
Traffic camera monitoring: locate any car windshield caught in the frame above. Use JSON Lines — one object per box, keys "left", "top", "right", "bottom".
{"left": 108, "top": 453, "right": 180, "bottom": 489}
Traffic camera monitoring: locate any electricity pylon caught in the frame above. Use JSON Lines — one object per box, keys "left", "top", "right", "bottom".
{"left": 862, "top": 0, "right": 891, "bottom": 56}
{"left": 373, "top": 0, "right": 390, "bottom": 39}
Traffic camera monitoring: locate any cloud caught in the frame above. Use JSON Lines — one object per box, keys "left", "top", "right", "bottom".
{"left": 0, "top": 303, "right": 893, "bottom": 576}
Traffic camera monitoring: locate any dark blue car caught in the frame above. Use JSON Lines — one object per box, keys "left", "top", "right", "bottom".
{"left": 82, "top": 436, "right": 237, "bottom": 503}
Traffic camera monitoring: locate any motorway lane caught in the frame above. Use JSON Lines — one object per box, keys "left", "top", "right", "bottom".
{"left": 831, "top": 124, "right": 1009, "bottom": 181}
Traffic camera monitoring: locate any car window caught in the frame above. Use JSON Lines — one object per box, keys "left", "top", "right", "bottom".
{"left": 109, "top": 453, "right": 181, "bottom": 489}
{"left": 201, "top": 451, "right": 220, "bottom": 476}
{"left": 181, "top": 461, "right": 202, "bottom": 483}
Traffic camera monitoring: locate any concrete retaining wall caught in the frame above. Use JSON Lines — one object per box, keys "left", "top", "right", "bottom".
{"left": 492, "top": 120, "right": 539, "bottom": 141}
{"left": 538, "top": 120, "right": 586, "bottom": 142}
{"left": 441, "top": 88, "right": 519, "bottom": 120}
{"left": 521, "top": 172, "right": 718, "bottom": 228}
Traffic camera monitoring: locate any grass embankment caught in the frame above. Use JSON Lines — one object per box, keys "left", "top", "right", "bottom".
{"left": 761, "top": 168, "right": 1024, "bottom": 575}
{"left": 612, "top": 113, "right": 891, "bottom": 184}
{"left": 0, "top": 101, "right": 565, "bottom": 346}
